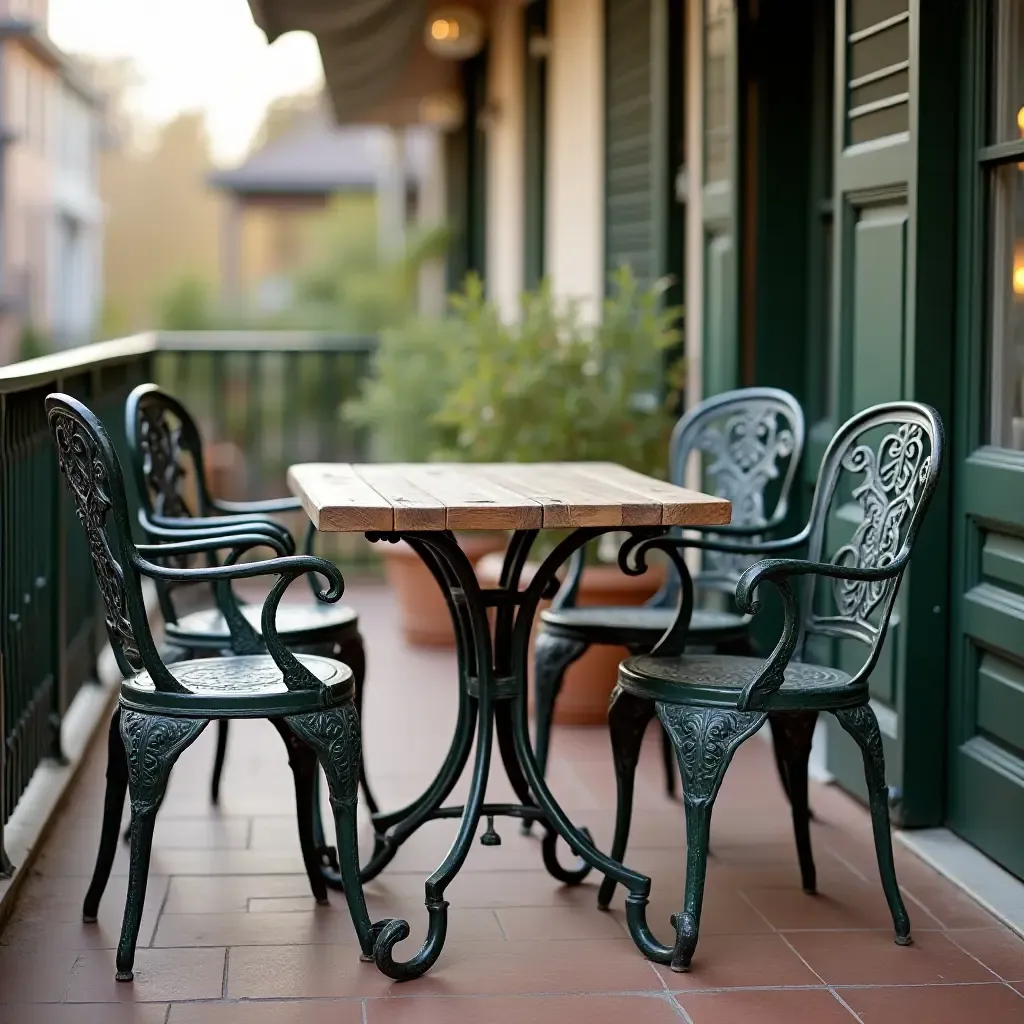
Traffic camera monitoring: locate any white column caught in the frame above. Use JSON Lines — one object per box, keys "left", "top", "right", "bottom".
{"left": 376, "top": 126, "right": 408, "bottom": 260}
{"left": 546, "top": 0, "right": 604, "bottom": 323}
{"left": 485, "top": 0, "right": 525, "bottom": 322}
{"left": 417, "top": 131, "right": 447, "bottom": 317}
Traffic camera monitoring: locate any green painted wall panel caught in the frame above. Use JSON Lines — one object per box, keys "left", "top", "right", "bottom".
{"left": 976, "top": 654, "right": 1024, "bottom": 755}
{"left": 981, "top": 533, "right": 1024, "bottom": 594}
{"left": 703, "top": 232, "right": 737, "bottom": 396}
{"left": 851, "top": 209, "right": 907, "bottom": 411}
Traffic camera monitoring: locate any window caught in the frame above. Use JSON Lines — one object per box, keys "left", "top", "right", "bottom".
{"left": 703, "top": 0, "right": 732, "bottom": 185}
{"left": 986, "top": 0, "right": 1024, "bottom": 449}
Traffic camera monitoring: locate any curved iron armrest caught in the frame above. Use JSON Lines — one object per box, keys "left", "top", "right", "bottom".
{"left": 211, "top": 496, "right": 302, "bottom": 516}
{"left": 132, "top": 545, "right": 344, "bottom": 693}
{"left": 145, "top": 510, "right": 295, "bottom": 553}
{"left": 137, "top": 532, "right": 293, "bottom": 656}
{"left": 728, "top": 552, "right": 910, "bottom": 712}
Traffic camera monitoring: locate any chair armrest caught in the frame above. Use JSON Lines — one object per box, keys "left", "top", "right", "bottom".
{"left": 729, "top": 552, "right": 909, "bottom": 710}
{"left": 630, "top": 528, "right": 810, "bottom": 560}
{"left": 146, "top": 511, "right": 295, "bottom": 553}
{"left": 132, "top": 550, "right": 344, "bottom": 691}
{"left": 210, "top": 496, "right": 303, "bottom": 515}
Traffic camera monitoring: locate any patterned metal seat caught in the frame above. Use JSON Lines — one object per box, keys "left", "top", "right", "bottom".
{"left": 597, "top": 402, "right": 944, "bottom": 973}
{"left": 532, "top": 387, "right": 805, "bottom": 803}
{"left": 124, "top": 384, "right": 375, "bottom": 887}
{"left": 46, "top": 394, "right": 400, "bottom": 982}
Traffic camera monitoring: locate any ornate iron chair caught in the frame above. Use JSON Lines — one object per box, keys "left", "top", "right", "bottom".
{"left": 532, "top": 387, "right": 805, "bottom": 800}
{"left": 47, "top": 393, "right": 392, "bottom": 982}
{"left": 599, "top": 401, "right": 943, "bottom": 972}
{"left": 124, "top": 384, "right": 376, "bottom": 875}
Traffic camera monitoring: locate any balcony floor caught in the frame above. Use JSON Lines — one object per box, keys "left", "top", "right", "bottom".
{"left": 1, "top": 585, "right": 1023, "bottom": 1023}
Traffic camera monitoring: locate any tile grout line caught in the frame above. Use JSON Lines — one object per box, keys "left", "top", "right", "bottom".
{"left": 361, "top": 996, "right": 369, "bottom": 1024}
{"left": 829, "top": 987, "right": 867, "bottom": 1022}
{"left": 666, "top": 992, "right": 695, "bottom": 1022}
{"left": 492, "top": 909, "right": 507, "bottom": 940}
{"left": 163, "top": 1003, "right": 172, "bottom": 1024}
{"left": 221, "top": 946, "right": 230, "bottom": 999}
{"left": 943, "top": 929, "right": 1010, "bottom": 983}
{"left": 151, "top": 871, "right": 175, "bottom": 948}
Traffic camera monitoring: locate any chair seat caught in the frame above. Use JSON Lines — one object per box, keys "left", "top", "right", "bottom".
{"left": 540, "top": 605, "right": 749, "bottom": 648}
{"left": 619, "top": 652, "right": 859, "bottom": 711}
{"left": 120, "top": 653, "right": 354, "bottom": 718}
{"left": 166, "top": 601, "right": 358, "bottom": 651}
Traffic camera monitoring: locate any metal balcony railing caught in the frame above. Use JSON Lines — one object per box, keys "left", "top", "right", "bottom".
{"left": 0, "top": 330, "right": 377, "bottom": 875}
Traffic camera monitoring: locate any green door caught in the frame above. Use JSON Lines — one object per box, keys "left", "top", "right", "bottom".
{"left": 821, "top": 0, "right": 956, "bottom": 826}
{"left": 948, "top": 0, "right": 1024, "bottom": 881}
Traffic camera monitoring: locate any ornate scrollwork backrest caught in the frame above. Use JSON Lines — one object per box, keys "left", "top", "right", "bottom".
{"left": 127, "top": 385, "right": 209, "bottom": 523}
{"left": 668, "top": 388, "right": 805, "bottom": 589}
{"left": 799, "top": 403, "right": 943, "bottom": 675}
{"left": 46, "top": 394, "right": 157, "bottom": 679}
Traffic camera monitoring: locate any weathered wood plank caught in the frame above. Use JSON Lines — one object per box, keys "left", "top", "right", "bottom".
{"left": 569, "top": 462, "right": 732, "bottom": 526}
{"left": 477, "top": 463, "right": 662, "bottom": 528}
{"left": 352, "top": 465, "right": 447, "bottom": 531}
{"left": 396, "top": 463, "right": 544, "bottom": 531}
{"left": 287, "top": 463, "right": 394, "bottom": 532}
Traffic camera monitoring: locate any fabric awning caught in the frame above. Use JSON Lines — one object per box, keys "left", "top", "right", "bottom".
{"left": 247, "top": 0, "right": 435, "bottom": 124}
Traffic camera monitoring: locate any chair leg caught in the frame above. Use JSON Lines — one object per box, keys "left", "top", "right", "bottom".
{"left": 117, "top": 711, "right": 207, "bottom": 981}
{"left": 288, "top": 704, "right": 384, "bottom": 960}
{"left": 83, "top": 706, "right": 129, "bottom": 922}
{"left": 269, "top": 718, "right": 329, "bottom": 905}
{"left": 660, "top": 727, "right": 677, "bottom": 799}
{"left": 658, "top": 704, "right": 766, "bottom": 972}
{"left": 523, "top": 631, "right": 587, "bottom": 834}
{"left": 597, "top": 685, "right": 655, "bottom": 910}
{"left": 337, "top": 631, "right": 377, "bottom": 815}
{"left": 767, "top": 711, "right": 819, "bottom": 894}
{"left": 210, "top": 719, "right": 229, "bottom": 805}
{"left": 833, "top": 704, "right": 912, "bottom": 946}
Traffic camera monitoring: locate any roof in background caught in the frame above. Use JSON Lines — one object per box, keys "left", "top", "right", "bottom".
{"left": 209, "top": 108, "right": 435, "bottom": 196}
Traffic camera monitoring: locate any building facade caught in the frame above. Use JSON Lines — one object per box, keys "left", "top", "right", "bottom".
{"left": 0, "top": 0, "right": 105, "bottom": 362}
{"left": 249, "top": 0, "right": 1024, "bottom": 892}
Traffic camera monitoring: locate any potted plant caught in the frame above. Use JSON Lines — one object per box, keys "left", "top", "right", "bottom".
{"left": 344, "top": 292, "right": 506, "bottom": 646}
{"left": 432, "top": 269, "right": 684, "bottom": 721}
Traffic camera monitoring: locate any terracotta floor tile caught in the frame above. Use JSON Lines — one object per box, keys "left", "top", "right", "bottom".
{"left": 169, "top": 1001, "right": 365, "bottom": 1023}
{"left": 743, "top": 881, "right": 944, "bottom": 932}
{"left": 653, "top": 933, "right": 822, "bottom": 991}
{"left": 495, "top": 904, "right": 628, "bottom": 941}
{"left": 164, "top": 875, "right": 317, "bottom": 914}
{"left": 228, "top": 939, "right": 662, "bottom": 999}
{"left": 0, "top": 1005, "right": 170, "bottom": 1024}
{"left": 64, "top": 947, "right": 227, "bottom": 1002}
{"left": 0, "top": 949, "right": 79, "bottom": 1002}
{"left": 676, "top": 989, "right": 856, "bottom": 1023}
{"left": 840, "top": 983, "right": 1024, "bottom": 1023}
{"left": 947, "top": 928, "right": 1024, "bottom": 981}
{"left": 155, "top": 906, "right": 504, "bottom": 947}
{"left": 364, "top": 993, "right": 687, "bottom": 1023}
{"left": 609, "top": 885, "right": 774, "bottom": 940}
{"left": 784, "top": 930, "right": 999, "bottom": 986}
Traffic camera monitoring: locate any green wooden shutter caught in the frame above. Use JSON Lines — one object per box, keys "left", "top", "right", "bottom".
{"left": 822, "top": 0, "right": 957, "bottom": 827}
{"left": 604, "top": 0, "right": 666, "bottom": 291}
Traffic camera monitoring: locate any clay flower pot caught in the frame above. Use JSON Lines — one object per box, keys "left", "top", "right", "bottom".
{"left": 384, "top": 533, "right": 508, "bottom": 647}
{"left": 476, "top": 551, "right": 665, "bottom": 726}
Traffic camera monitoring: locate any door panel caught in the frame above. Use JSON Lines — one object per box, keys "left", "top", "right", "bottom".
{"left": 948, "top": 0, "right": 1024, "bottom": 880}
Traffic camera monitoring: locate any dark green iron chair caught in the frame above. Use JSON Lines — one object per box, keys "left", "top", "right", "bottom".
{"left": 598, "top": 401, "right": 944, "bottom": 972}
{"left": 123, "top": 384, "right": 376, "bottom": 882}
{"left": 47, "top": 393, "right": 398, "bottom": 982}
{"left": 531, "top": 387, "right": 805, "bottom": 805}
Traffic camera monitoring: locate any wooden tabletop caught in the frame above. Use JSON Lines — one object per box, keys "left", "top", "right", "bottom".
{"left": 287, "top": 462, "right": 732, "bottom": 533}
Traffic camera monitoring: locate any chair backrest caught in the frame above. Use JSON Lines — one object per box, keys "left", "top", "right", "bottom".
{"left": 46, "top": 393, "right": 163, "bottom": 680}
{"left": 667, "top": 386, "right": 805, "bottom": 592}
{"left": 797, "top": 401, "right": 943, "bottom": 684}
{"left": 125, "top": 383, "right": 212, "bottom": 523}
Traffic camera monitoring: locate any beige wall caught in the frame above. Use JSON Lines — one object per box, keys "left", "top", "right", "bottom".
{"left": 546, "top": 0, "right": 604, "bottom": 321}
{"left": 485, "top": 0, "right": 525, "bottom": 321}
{"left": 685, "top": 0, "right": 703, "bottom": 417}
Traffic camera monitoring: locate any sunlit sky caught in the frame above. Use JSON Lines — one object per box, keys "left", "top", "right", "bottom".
{"left": 48, "top": 0, "right": 325, "bottom": 165}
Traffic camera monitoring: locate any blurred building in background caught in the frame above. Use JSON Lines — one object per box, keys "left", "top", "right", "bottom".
{"left": 0, "top": 0, "right": 106, "bottom": 362}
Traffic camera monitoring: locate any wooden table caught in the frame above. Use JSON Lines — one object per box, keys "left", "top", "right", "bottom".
{"left": 288, "top": 461, "right": 731, "bottom": 980}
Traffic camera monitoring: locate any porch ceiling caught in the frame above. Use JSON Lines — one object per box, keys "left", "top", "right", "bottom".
{"left": 247, "top": 0, "right": 491, "bottom": 126}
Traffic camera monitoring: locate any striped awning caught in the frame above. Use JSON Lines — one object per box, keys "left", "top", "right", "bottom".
{"left": 248, "top": 0, "right": 431, "bottom": 122}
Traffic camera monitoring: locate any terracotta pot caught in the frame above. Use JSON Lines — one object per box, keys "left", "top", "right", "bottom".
{"left": 476, "top": 552, "right": 665, "bottom": 726}
{"left": 384, "top": 533, "right": 508, "bottom": 647}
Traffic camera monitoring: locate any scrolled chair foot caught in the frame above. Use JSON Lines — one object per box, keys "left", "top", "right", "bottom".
{"left": 668, "top": 911, "right": 699, "bottom": 972}
{"left": 371, "top": 901, "right": 449, "bottom": 981}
